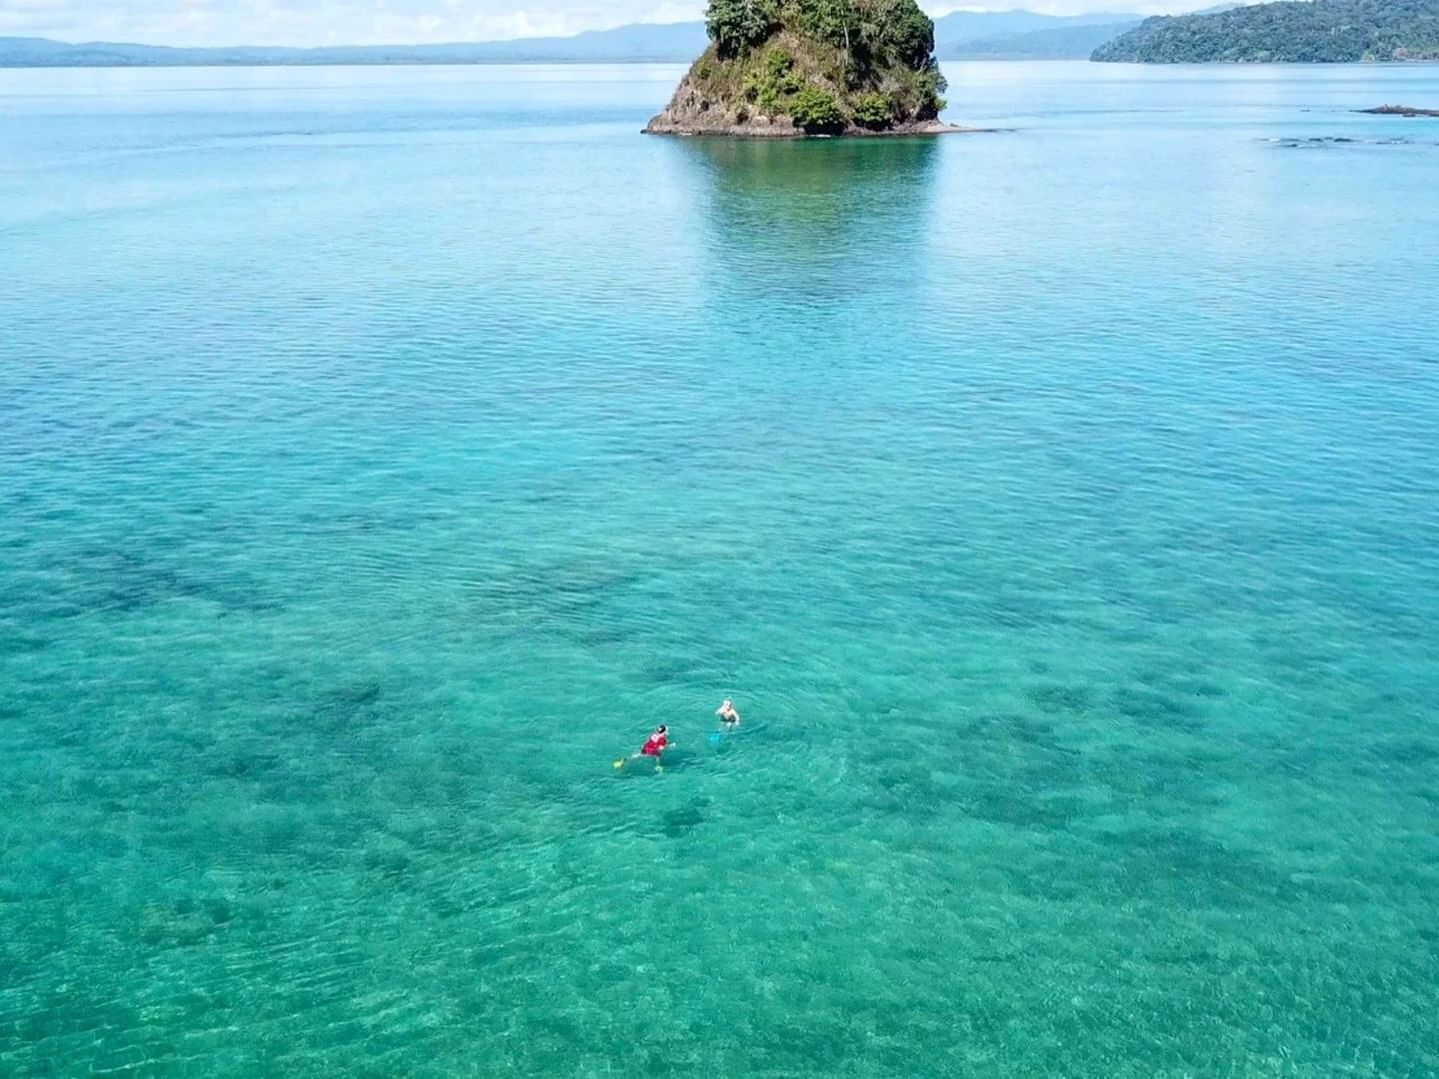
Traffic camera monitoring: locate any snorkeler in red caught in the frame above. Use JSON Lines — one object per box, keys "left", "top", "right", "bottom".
{"left": 640, "top": 726, "right": 668, "bottom": 757}
{"left": 614, "top": 725, "right": 671, "bottom": 771}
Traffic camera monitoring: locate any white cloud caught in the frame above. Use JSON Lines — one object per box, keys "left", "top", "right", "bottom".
{"left": 4, "top": 1, "right": 1214, "bottom": 48}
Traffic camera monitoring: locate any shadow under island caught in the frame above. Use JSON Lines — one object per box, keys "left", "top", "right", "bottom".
{"left": 661, "top": 136, "right": 944, "bottom": 308}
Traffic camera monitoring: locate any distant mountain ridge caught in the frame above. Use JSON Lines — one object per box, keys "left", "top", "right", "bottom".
{"left": 935, "top": 10, "right": 1146, "bottom": 57}
{"left": 1093, "top": 0, "right": 1439, "bottom": 62}
{"left": 944, "top": 21, "right": 1143, "bottom": 59}
{"left": 0, "top": 26, "right": 708, "bottom": 66}
{"left": 0, "top": 10, "right": 1162, "bottom": 67}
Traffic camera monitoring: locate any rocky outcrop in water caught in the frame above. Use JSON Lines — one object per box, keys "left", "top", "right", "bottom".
{"left": 1358, "top": 104, "right": 1439, "bottom": 116}
{"left": 645, "top": 0, "right": 971, "bottom": 138}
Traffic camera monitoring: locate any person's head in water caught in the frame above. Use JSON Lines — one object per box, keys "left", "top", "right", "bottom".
{"left": 656, "top": 725, "right": 667, "bottom": 735}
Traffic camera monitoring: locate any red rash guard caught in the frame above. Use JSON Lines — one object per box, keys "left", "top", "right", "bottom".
{"left": 641, "top": 734, "right": 667, "bottom": 757}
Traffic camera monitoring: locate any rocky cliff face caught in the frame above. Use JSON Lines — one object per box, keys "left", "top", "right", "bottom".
{"left": 645, "top": 2, "right": 963, "bottom": 137}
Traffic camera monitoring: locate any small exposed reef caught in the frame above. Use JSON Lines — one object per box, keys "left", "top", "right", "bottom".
{"left": 1270, "top": 136, "right": 1414, "bottom": 149}
{"left": 1358, "top": 104, "right": 1439, "bottom": 117}
{"left": 646, "top": 0, "right": 974, "bottom": 137}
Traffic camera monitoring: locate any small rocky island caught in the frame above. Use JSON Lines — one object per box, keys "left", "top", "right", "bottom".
{"left": 1358, "top": 104, "right": 1439, "bottom": 117}
{"left": 645, "top": 0, "right": 965, "bottom": 137}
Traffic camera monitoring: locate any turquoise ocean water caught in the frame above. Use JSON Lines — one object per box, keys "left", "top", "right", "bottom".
{"left": 2, "top": 60, "right": 1438, "bottom": 1075}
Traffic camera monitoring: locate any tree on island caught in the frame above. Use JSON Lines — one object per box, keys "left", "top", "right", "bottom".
{"left": 708, "top": 0, "right": 776, "bottom": 56}
{"left": 648, "top": 0, "right": 949, "bottom": 136}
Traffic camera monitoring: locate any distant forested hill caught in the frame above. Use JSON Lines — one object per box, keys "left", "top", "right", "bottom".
{"left": 1093, "top": 0, "right": 1439, "bottom": 62}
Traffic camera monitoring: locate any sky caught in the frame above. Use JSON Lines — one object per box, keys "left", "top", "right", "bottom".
{"left": 0, "top": 1, "right": 1219, "bottom": 48}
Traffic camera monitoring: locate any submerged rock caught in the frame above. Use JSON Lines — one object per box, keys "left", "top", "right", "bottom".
{"left": 645, "top": 1, "right": 976, "bottom": 138}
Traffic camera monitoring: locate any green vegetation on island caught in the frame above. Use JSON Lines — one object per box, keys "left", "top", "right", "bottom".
{"left": 1093, "top": 0, "right": 1439, "bottom": 63}
{"left": 645, "top": 0, "right": 953, "bottom": 137}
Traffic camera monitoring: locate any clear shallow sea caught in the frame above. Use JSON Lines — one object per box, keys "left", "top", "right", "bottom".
{"left": 1, "top": 60, "right": 1438, "bottom": 1076}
